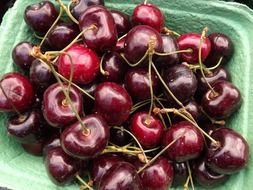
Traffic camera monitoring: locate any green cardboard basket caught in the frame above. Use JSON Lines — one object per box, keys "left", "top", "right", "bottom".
{"left": 0, "top": 0, "right": 253, "bottom": 189}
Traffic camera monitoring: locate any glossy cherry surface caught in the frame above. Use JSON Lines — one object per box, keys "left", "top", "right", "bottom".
{"left": 0, "top": 72, "right": 35, "bottom": 112}
{"left": 98, "top": 162, "right": 142, "bottom": 190}
{"left": 132, "top": 3, "right": 164, "bottom": 32}
{"left": 124, "top": 68, "right": 159, "bottom": 101}
{"left": 111, "top": 10, "right": 131, "bottom": 37}
{"left": 201, "top": 80, "right": 241, "bottom": 119}
{"left": 172, "top": 162, "right": 188, "bottom": 187}
{"left": 177, "top": 33, "right": 211, "bottom": 64}
{"left": 79, "top": 5, "right": 118, "bottom": 53}
{"left": 130, "top": 112, "right": 163, "bottom": 148}
{"left": 42, "top": 83, "right": 83, "bottom": 127}
{"left": 43, "top": 135, "right": 61, "bottom": 155}
{"left": 206, "top": 127, "right": 249, "bottom": 174}
{"left": 162, "top": 121, "right": 204, "bottom": 162}
{"left": 61, "top": 114, "right": 109, "bottom": 159}
{"left": 58, "top": 43, "right": 100, "bottom": 85}
{"left": 24, "top": 1, "right": 58, "bottom": 34}
{"left": 109, "top": 126, "right": 132, "bottom": 146}
{"left": 94, "top": 82, "right": 132, "bottom": 125}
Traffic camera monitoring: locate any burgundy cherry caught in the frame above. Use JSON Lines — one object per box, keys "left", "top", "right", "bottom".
{"left": 58, "top": 43, "right": 100, "bottom": 85}
{"left": 61, "top": 114, "right": 109, "bottom": 159}
{"left": 140, "top": 157, "right": 174, "bottom": 190}
{"left": 24, "top": 1, "right": 58, "bottom": 34}
{"left": 79, "top": 5, "right": 118, "bottom": 53}
{"left": 42, "top": 83, "right": 83, "bottom": 127}
{"left": 0, "top": 72, "right": 35, "bottom": 112}
{"left": 130, "top": 111, "right": 163, "bottom": 148}
{"left": 172, "top": 162, "right": 188, "bottom": 186}
{"left": 45, "top": 147, "right": 79, "bottom": 185}
{"left": 98, "top": 162, "right": 142, "bottom": 190}
{"left": 43, "top": 135, "right": 61, "bottom": 155}
{"left": 109, "top": 126, "right": 132, "bottom": 146}
{"left": 206, "top": 127, "right": 249, "bottom": 174}
{"left": 12, "top": 41, "right": 35, "bottom": 70}
{"left": 94, "top": 82, "right": 132, "bottom": 125}
{"left": 22, "top": 140, "right": 44, "bottom": 156}
{"left": 132, "top": 3, "right": 164, "bottom": 32}
{"left": 201, "top": 80, "right": 241, "bottom": 119}
{"left": 162, "top": 121, "right": 204, "bottom": 162}
{"left": 124, "top": 25, "right": 163, "bottom": 64}
{"left": 177, "top": 33, "right": 211, "bottom": 64}
{"left": 124, "top": 68, "right": 159, "bottom": 101}
{"left": 81, "top": 80, "right": 98, "bottom": 114}
{"left": 111, "top": 10, "right": 131, "bottom": 37}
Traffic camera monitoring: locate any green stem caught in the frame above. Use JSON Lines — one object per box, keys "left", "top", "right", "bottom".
{"left": 76, "top": 174, "right": 94, "bottom": 190}
{"left": 56, "top": 0, "right": 79, "bottom": 24}
{"left": 153, "top": 49, "right": 192, "bottom": 56}
{"left": 186, "top": 161, "right": 195, "bottom": 190}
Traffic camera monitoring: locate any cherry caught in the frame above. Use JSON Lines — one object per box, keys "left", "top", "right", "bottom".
{"left": 45, "top": 147, "right": 79, "bottom": 185}
{"left": 43, "top": 135, "right": 61, "bottom": 155}
{"left": 0, "top": 72, "right": 35, "bottom": 112}
{"left": 201, "top": 80, "right": 241, "bottom": 119}
{"left": 61, "top": 114, "right": 109, "bottom": 159}
{"left": 24, "top": 1, "right": 58, "bottom": 34}
{"left": 172, "top": 162, "right": 188, "bottom": 187}
{"left": 140, "top": 156, "right": 174, "bottom": 190}
{"left": 132, "top": 2, "right": 164, "bottom": 32}
{"left": 124, "top": 68, "right": 159, "bottom": 101}
{"left": 205, "top": 33, "right": 234, "bottom": 66}
{"left": 110, "top": 126, "right": 132, "bottom": 146}
{"left": 177, "top": 33, "right": 211, "bottom": 64}
{"left": 42, "top": 83, "right": 83, "bottom": 127}
{"left": 22, "top": 140, "right": 44, "bottom": 156}
{"left": 58, "top": 43, "right": 100, "bottom": 85}
{"left": 155, "top": 34, "right": 180, "bottom": 67}
{"left": 70, "top": 0, "right": 104, "bottom": 20}
{"left": 206, "top": 127, "right": 249, "bottom": 174}
{"left": 12, "top": 41, "right": 35, "bottom": 70}
{"left": 94, "top": 82, "right": 133, "bottom": 125}
{"left": 91, "top": 153, "right": 125, "bottom": 186}
{"left": 7, "top": 109, "right": 44, "bottom": 143}
{"left": 111, "top": 10, "right": 131, "bottom": 37}
{"left": 192, "top": 157, "right": 228, "bottom": 188}
{"left": 162, "top": 64, "right": 197, "bottom": 104}
{"left": 162, "top": 121, "right": 204, "bottom": 162}
{"left": 130, "top": 111, "right": 164, "bottom": 148}
{"left": 79, "top": 5, "right": 118, "bottom": 53}
{"left": 81, "top": 80, "right": 98, "bottom": 114}
{"left": 124, "top": 25, "right": 163, "bottom": 64}
{"left": 47, "top": 22, "right": 79, "bottom": 50}
{"left": 101, "top": 52, "right": 127, "bottom": 83}
{"left": 98, "top": 162, "right": 142, "bottom": 190}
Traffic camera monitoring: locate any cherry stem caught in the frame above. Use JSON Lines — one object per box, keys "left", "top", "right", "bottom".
{"left": 147, "top": 49, "right": 154, "bottom": 125}
{"left": 200, "top": 107, "right": 226, "bottom": 126}
{"left": 154, "top": 49, "right": 193, "bottom": 56}
{"left": 120, "top": 51, "right": 149, "bottom": 67}
{"left": 76, "top": 174, "right": 94, "bottom": 190}
{"left": 207, "top": 56, "right": 223, "bottom": 71}
{"left": 184, "top": 176, "right": 190, "bottom": 190}
{"left": 163, "top": 27, "right": 181, "bottom": 37}
{"left": 56, "top": 0, "right": 79, "bottom": 24}
{"left": 112, "top": 126, "right": 149, "bottom": 163}
{"left": 144, "top": 0, "right": 148, "bottom": 4}
{"left": 104, "top": 145, "right": 159, "bottom": 155}
{"left": 154, "top": 95, "right": 172, "bottom": 126}
{"left": 186, "top": 161, "right": 195, "bottom": 190}
{"left": 137, "top": 135, "right": 183, "bottom": 174}
{"left": 33, "top": 33, "right": 44, "bottom": 40}
{"left": 117, "top": 33, "right": 127, "bottom": 41}
{"left": 99, "top": 53, "right": 109, "bottom": 76}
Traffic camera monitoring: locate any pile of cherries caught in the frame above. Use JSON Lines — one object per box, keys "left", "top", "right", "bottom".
{"left": 0, "top": 0, "right": 249, "bottom": 189}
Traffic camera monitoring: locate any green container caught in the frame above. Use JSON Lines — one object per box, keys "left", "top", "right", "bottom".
{"left": 0, "top": 0, "right": 253, "bottom": 189}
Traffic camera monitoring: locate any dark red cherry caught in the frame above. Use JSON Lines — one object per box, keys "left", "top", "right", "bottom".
{"left": 155, "top": 34, "right": 180, "bottom": 67}
{"left": 101, "top": 52, "right": 127, "bottom": 82}
{"left": 94, "top": 82, "right": 132, "bottom": 125}
{"left": 61, "top": 114, "right": 109, "bottom": 159}
{"left": 162, "top": 121, "right": 204, "bottom": 162}
{"left": 22, "top": 140, "right": 44, "bottom": 156}
{"left": 162, "top": 64, "right": 197, "bottom": 104}
{"left": 7, "top": 109, "right": 44, "bottom": 143}
{"left": 177, "top": 33, "right": 211, "bottom": 64}
{"left": 24, "top": 1, "right": 58, "bottom": 34}
{"left": 0, "top": 72, "right": 35, "bottom": 112}
{"left": 132, "top": 3, "right": 164, "bottom": 32}
{"left": 130, "top": 112, "right": 163, "bottom": 148}
{"left": 47, "top": 23, "right": 79, "bottom": 50}
{"left": 124, "top": 68, "right": 159, "bottom": 101}
{"left": 114, "top": 35, "right": 126, "bottom": 52}
{"left": 58, "top": 43, "right": 100, "bottom": 85}
{"left": 12, "top": 41, "right": 35, "bottom": 70}
{"left": 206, "top": 127, "right": 249, "bottom": 174}
{"left": 109, "top": 126, "right": 132, "bottom": 146}
{"left": 201, "top": 80, "right": 241, "bottom": 119}
{"left": 91, "top": 153, "right": 124, "bottom": 186}
{"left": 42, "top": 83, "right": 83, "bottom": 128}
{"left": 98, "top": 162, "right": 142, "bottom": 190}
{"left": 29, "top": 59, "right": 55, "bottom": 91}
{"left": 45, "top": 147, "right": 79, "bottom": 185}
{"left": 43, "top": 135, "right": 61, "bottom": 155}
{"left": 111, "top": 10, "right": 131, "bottom": 37}
{"left": 124, "top": 25, "right": 163, "bottom": 64}
{"left": 205, "top": 33, "right": 234, "bottom": 66}
{"left": 192, "top": 157, "right": 228, "bottom": 188}
{"left": 140, "top": 157, "right": 174, "bottom": 190}
{"left": 70, "top": 0, "right": 104, "bottom": 20}
{"left": 79, "top": 5, "right": 118, "bottom": 53}
{"left": 172, "top": 162, "right": 188, "bottom": 186}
